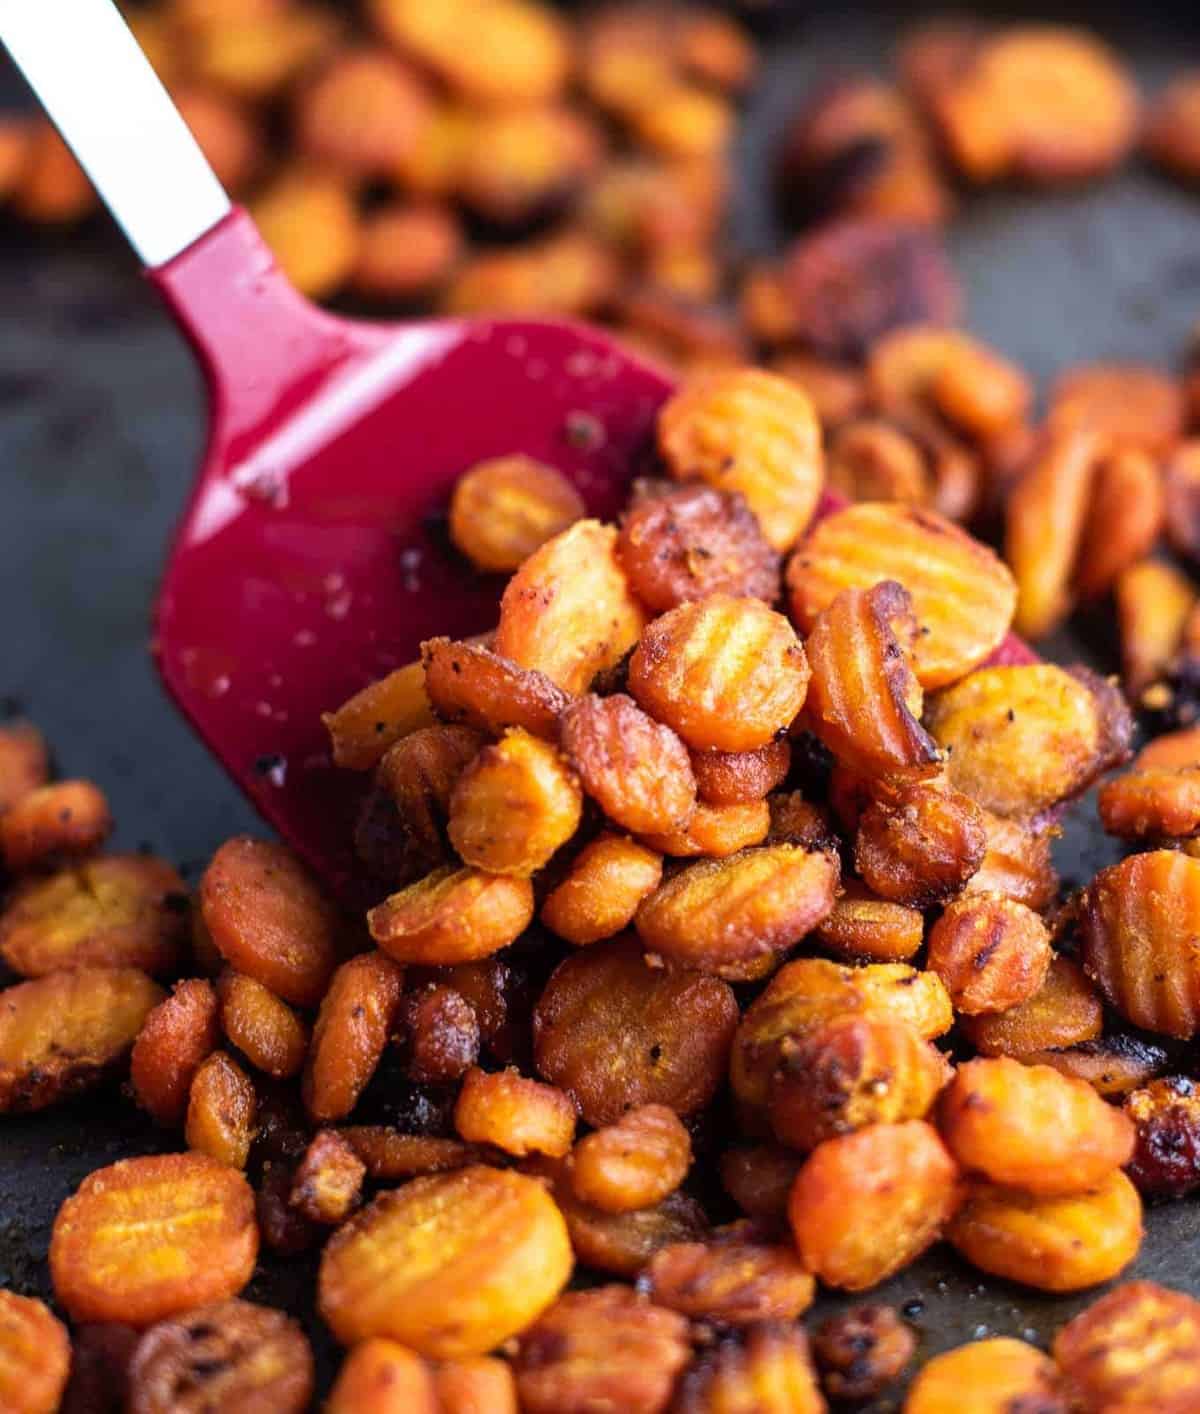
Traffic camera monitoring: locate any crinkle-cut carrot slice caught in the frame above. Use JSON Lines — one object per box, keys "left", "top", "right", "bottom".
{"left": 0, "top": 966, "right": 164, "bottom": 1114}
{"left": 0, "top": 1290, "right": 71, "bottom": 1414}
{"left": 318, "top": 1165, "right": 571, "bottom": 1357}
{"left": 1081, "top": 849, "right": 1200, "bottom": 1038}
{"left": 50, "top": 1152, "right": 258, "bottom": 1326}
{"left": 948, "top": 1170, "right": 1142, "bottom": 1293}
{"left": 449, "top": 455, "right": 585, "bottom": 573}
{"left": 1055, "top": 1280, "right": 1200, "bottom": 1413}
{"left": 788, "top": 502, "right": 1015, "bottom": 688}
{"left": 656, "top": 368, "right": 823, "bottom": 551}
{"left": 494, "top": 520, "right": 645, "bottom": 695}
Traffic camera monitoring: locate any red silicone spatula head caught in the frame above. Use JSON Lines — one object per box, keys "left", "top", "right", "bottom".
{"left": 0, "top": 0, "right": 675, "bottom": 900}
{"left": 150, "top": 212, "right": 675, "bottom": 900}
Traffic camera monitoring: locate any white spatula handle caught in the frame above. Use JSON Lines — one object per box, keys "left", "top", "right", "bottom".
{"left": 0, "top": 0, "right": 231, "bottom": 267}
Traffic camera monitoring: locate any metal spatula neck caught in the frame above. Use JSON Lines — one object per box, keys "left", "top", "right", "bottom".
{"left": 0, "top": 0, "right": 231, "bottom": 268}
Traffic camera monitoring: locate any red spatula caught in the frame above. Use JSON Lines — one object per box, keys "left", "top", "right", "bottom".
{"left": 1, "top": 0, "right": 676, "bottom": 899}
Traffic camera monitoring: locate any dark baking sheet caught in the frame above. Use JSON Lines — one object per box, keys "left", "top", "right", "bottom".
{"left": 3, "top": 2, "right": 1200, "bottom": 1404}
